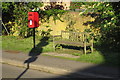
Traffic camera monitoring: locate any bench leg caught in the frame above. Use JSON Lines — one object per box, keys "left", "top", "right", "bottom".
{"left": 90, "top": 46, "right": 93, "bottom": 53}
{"left": 60, "top": 45, "right": 62, "bottom": 49}
{"left": 83, "top": 42, "right": 87, "bottom": 55}
{"left": 90, "top": 43, "right": 93, "bottom": 53}
{"left": 53, "top": 43, "right": 58, "bottom": 51}
{"left": 84, "top": 46, "right": 86, "bottom": 55}
{"left": 53, "top": 43, "right": 56, "bottom": 52}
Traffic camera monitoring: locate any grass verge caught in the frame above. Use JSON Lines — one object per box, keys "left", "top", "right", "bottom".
{"left": 2, "top": 36, "right": 54, "bottom": 53}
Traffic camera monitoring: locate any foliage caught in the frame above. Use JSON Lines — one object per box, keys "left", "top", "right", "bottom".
{"left": 41, "top": 2, "right": 66, "bottom": 24}
{"left": 63, "top": 13, "right": 76, "bottom": 31}
{"left": 2, "top": 2, "right": 15, "bottom": 22}
{"left": 2, "top": 2, "right": 11, "bottom": 13}
{"left": 70, "top": 2, "right": 83, "bottom": 10}
{"left": 2, "top": 2, "right": 43, "bottom": 37}
{"left": 2, "top": 2, "right": 15, "bottom": 35}
{"left": 80, "top": 2, "right": 120, "bottom": 51}
{"left": 39, "top": 9, "right": 66, "bottom": 24}
{"left": 2, "top": 2, "right": 66, "bottom": 38}
{"left": 12, "top": 2, "right": 43, "bottom": 38}
{"left": 40, "top": 25, "right": 53, "bottom": 37}
{"left": 44, "top": 2, "right": 64, "bottom": 10}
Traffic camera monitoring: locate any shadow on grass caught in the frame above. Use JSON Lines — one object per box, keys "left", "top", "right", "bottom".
{"left": 15, "top": 36, "right": 50, "bottom": 80}
{"left": 94, "top": 44, "right": 120, "bottom": 67}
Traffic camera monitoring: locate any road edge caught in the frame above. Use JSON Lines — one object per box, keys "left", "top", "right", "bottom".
{"left": 1, "top": 58, "right": 114, "bottom": 78}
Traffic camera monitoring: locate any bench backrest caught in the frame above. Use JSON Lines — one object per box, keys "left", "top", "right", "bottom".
{"left": 61, "top": 31, "right": 93, "bottom": 43}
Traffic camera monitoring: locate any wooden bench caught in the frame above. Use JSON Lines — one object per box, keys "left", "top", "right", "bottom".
{"left": 53, "top": 31, "right": 94, "bottom": 55}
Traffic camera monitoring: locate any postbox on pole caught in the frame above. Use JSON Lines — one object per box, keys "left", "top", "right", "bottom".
{"left": 28, "top": 12, "right": 39, "bottom": 48}
{"left": 28, "top": 12, "right": 39, "bottom": 28}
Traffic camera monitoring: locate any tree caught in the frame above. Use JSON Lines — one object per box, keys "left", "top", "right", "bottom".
{"left": 80, "top": 2, "right": 120, "bottom": 51}
{"left": 2, "top": 2, "right": 15, "bottom": 35}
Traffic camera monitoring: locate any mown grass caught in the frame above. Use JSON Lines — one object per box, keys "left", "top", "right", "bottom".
{"left": 77, "top": 51, "right": 105, "bottom": 64}
{"left": 55, "top": 49, "right": 105, "bottom": 64}
{"left": 2, "top": 36, "right": 54, "bottom": 53}
{"left": 2, "top": 36, "right": 119, "bottom": 67}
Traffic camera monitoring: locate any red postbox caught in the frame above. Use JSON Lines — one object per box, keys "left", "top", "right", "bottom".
{"left": 28, "top": 12, "right": 39, "bottom": 28}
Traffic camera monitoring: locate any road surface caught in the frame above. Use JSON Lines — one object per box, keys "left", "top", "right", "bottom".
{"left": 2, "top": 64, "right": 64, "bottom": 79}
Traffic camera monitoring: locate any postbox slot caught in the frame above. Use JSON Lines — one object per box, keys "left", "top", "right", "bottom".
{"left": 29, "top": 14, "right": 32, "bottom": 16}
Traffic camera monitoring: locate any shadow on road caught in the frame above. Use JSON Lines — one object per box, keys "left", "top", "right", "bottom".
{"left": 15, "top": 36, "right": 50, "bottom": 80}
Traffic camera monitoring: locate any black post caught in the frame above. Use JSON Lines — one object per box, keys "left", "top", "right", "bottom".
{"left": 33, "top": 28, "right": 35, "bottom": 48}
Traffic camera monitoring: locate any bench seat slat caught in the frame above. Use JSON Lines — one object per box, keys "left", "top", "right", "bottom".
{"left": 54, "top": 40, "right": 91, "bottom": 47}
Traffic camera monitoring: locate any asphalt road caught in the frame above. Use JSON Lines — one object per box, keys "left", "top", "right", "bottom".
{"left": 2, "top": 64, "right": 63, "bottom": 79}
{"left": 2, "top": 64, "right": 96, "bottom": 79}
